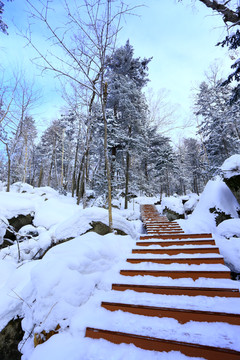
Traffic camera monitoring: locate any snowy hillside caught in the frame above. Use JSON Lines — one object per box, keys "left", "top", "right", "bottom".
{"left": 0, "top": 179, "right": 240, "bottom": 360}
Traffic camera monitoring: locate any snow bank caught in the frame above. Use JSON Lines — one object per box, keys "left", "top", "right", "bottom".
{"left": 18, "top": 233, "right": 133, "bottom": 356}
{"left": 33, "top": 197, "right": 79, "bottom": 229}
{"left": 0, "top": 192, "right": 35, "bottom": 219}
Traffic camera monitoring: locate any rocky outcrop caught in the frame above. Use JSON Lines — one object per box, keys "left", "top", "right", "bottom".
{"left": 0, "top": 317, "right": 24, "bottom": 360}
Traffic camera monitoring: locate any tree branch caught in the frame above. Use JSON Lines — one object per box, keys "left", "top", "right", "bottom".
{"left": 199, "top": 0, "right": 240, "bottom": 24}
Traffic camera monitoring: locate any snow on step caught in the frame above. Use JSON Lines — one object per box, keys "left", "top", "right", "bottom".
{"left": 127, "top": 257, "right": 225, "bottom": 265}
{"left": 104, "top": 288, "right": 240, "bottom": 311}
{"left": 113, "top": 272, "right": 240, "bottom": 288}
{"left": 101, "top": 301, "right": 240, "bottom": 325}
{"left": 122, "top": 261, "right": 228, "bottom": 271}
{"left": 132, "top": 246, "right": 220, "bottom": 255}
{"left": 140, "top": 234, "right": 213, "bottom": 239}
{"left": 136, "top": 239, "right": 216, "bottom": 246}
{"left": 119, "top": 269, "right": 230, "bottom": 280}
{"left": 111, "top": 283, "right": 240, "bottom": 298}
{"left": 85, "top": 328, "right": 240, "bottom": 360}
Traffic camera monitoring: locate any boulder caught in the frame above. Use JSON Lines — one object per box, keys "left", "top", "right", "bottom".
{"left": 223, "top": 175, "right": 240, "bottom": 206}
{"left": 221, "top": 155, "right": 240, "bottom": 205}
{"left": 0, "top": 317, "right": 24, "bottom": 360}
{"left": 88, "top": 221, "right": 127, "bottom": 236}
{"left": 163, "top": 207, "right": 185, "bottom": 221}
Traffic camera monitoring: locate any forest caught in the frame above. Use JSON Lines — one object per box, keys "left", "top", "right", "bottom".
{"left": 0, "top": 0, "right": 240, "bottom": 209}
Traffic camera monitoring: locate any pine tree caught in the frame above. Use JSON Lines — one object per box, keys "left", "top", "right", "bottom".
{"left": 195, "top": 80, "right": 240, "bottom": 175}
{"left": 106, "top": 41, "right": 151, "bottom": 208}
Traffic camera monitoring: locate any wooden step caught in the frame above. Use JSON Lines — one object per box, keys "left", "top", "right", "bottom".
{"left": 147, "top": 231, "right": 185, "bottom": 235}
{"left": 140, "top": 233, "right": 212, "bottom": 240}
{"left": 85, "top": 327, "right": 240, "bottom": 360}
{"left": 146, "top": 228, "right": 184, "bottom": 231}
{"left": 136, "top": 239, "right": 216, "bottom": 247}
{"left": 145, "top": 225, "right": 182, "bottom": 228}
{"left": 146, "top": 222, "right": 180, "bottom": 225}
{"left": 144, "top": 221, "right": 169, "bottom": 224}
{"left": 111, "top": 283, "right": 240, "bottom": 297}
{"left": 145, "top": 221, "right": 180, "bottom": 224}
{"left": 127, "top": 257, "right": 225, "bottom": 265}
{"left": 120, "top": 269, "right": 230, "bottom": 280}
{"left": 145, "top": 227, "right": 183, "bottom": 231}
{"left": 132, "top": 247, "right": 220, "bottom": 255}
{"left": 101, "top": 302, "right": 240, "bottom": 325}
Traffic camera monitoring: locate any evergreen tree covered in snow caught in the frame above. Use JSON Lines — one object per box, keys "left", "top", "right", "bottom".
{"left": 10, "top": 116, "right": 37, "bottom": 184}
{"left": 182, "top": 138, "right": 206, "bottom": 194}
{"left": 195, "top": 80, "right": 240, "bottom": 175}
{"left": 106, "top": 41, "right": 151, "bottom": 207}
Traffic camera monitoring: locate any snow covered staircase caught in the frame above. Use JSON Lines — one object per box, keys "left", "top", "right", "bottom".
{"left": 85, "top": 204, "right": 240, "bottom": 359}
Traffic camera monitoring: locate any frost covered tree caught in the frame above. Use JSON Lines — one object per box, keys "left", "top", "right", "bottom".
{"left": 106, "top": 40, "right": 151, "bottom": 208}
{"left": 195, "top": 79, "right": 240, "bottom": 174}
{"left": 147, "top": 133, "right": 176, "bottom": 198}
{"left": 10, "top": 116, "right": 37, "bottom": 184}
{"left": 182, "top": 138, "right": 206, "bottom": 194}
{"left": 35, "top": 120, "right": 63, "bottom": 188}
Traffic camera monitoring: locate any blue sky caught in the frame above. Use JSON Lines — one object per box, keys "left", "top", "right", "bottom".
{"left": 0, "top": 0, "right": 232, "bottom": 137}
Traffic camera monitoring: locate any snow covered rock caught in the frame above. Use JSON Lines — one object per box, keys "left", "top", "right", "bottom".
{"left": 182, "top": 194, "right": 199, "bottom": 215}
{"left": 161, "top": 196, "right": 185, "bottom": 220}
{"left": 221, "top": 154, "right": 240, "bottom": 205}
{"left": 217, "top": 219, "right": 240, "bottom": 238}
{"left": 178, "top": 178, "right": 240, "bottom": 233}
{"left": 54, "top": 207, "right": 138, "bottom": 240}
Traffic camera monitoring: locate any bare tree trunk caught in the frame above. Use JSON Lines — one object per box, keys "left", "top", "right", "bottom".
{"left": 61, "top": 128, "right": 65, "bottom": 187}
{"left": 23, "top": 141, "right": 28, "bottom": 183}
{"left": 102, "top": 82, "right": 112, "bottom": 229}
{"left": 76, "top": 154, "right": 85, "bottom": 204}
{"left": 6, "top": 144, "right": 11, "bottom": 192}
{"left": 124, "top": 151, "right": 130, "bottom": 209}
{"left": 71, "top": 138, "right": 80, "bottom": 197}
{"left": 124, "top": 125, "right": 132, "bottom": 210}
{"left": 38, "top": 166, "right": 43, "bottom": 187}
{"left": 159, "top": 184, "right": 163, "bottom": 203}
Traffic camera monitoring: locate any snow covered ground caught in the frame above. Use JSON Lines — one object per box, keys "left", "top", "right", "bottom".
{"left": 0, "top": 179, "right": 240, "bottom": 359}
